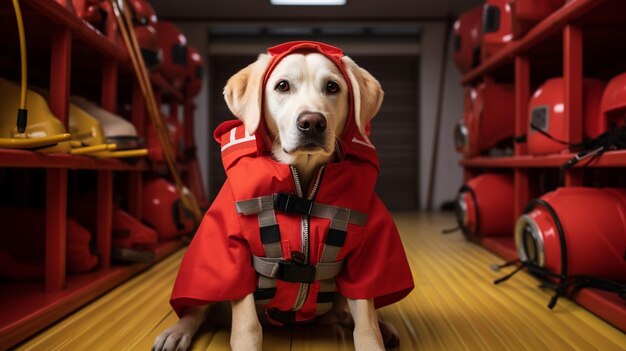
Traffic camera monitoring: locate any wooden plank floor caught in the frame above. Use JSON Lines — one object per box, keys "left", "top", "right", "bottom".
{"left": 16, "top": 212, "right": 626, "bottom": 350}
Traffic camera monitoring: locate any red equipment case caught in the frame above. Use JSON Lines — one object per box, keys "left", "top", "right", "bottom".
{"left": 456, "top": 173, "right": 514, "bottom": 239}
{"left": 453, "top": 6, "right": 483, "bottom": 73}
{"left": 527, "top": 77, "right": 605, "bottom": 155}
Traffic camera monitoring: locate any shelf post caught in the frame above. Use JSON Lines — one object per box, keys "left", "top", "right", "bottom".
{"left": 97, "top": 59, "right": 117, "bottom": 269}
{"left": 45, "top": 169, "right": 67, "bottom": 292}
{"left": 563, "top": 24, "right": 585, "bottom": 187}
{"left": 101, "top": 60, "right": 118, "bottom": 112}
{"left": 46, "top": 25, "right": 71, "bottom": 292}
{"left": 514, "top": 56, "right": 530, "bottom": 157}
{"left": 49, "top": 25, "right": 71, "bottom": 127}
{"left": 514, "top": 55, "right": 531, "bottom": 219}
{"left": 129, "top": 79, "right": 145, "bottom": 218}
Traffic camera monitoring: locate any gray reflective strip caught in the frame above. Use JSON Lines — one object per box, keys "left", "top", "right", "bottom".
{"left": 258, "top": 275, "right": 276, "bottom": 289}
{"left": 252, "top": 256, "right": 343, "bottom": 281}
{"left": 310, "top": 203, "right": 368, "bottom": 227}
{"left": 319, "top": 279, "right": 336, "bottom": 291}
{"left": 258, "top": 209, "right": 281, "bottom": 258}
{"left": 257, "top": 209, "right": 277, "bottom": 227}
{"left": 316, "top": 279, "right": 336, "bottom": 315}
{"left": 263, "top": 243, "right": 282, "bottom": 258}
{"left": 253, "top": 256, "right": 282, "bottom": 278}
{"left": 255, "top": 264, "right": 277, "bottom": 306}
{"left": 236, "top": 196, "right": 274, "bottom": 215}
{"left": 237, "top": 196, "right": 368, "bottom": 226}
{"left": 320, "top": 245, "right": 342, "bottom": 263}
{"left": 315, "top": 261, "right": 344, "bottom": 280}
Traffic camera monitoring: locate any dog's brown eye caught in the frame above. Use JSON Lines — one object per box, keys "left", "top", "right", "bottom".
{"left": 275, "top": 80, "right": 290, "bottom": 92}
{"left": 326, "top": 81, "right": 340, "bottom": 94}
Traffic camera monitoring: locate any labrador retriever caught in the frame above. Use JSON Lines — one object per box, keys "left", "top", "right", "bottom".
{"left": 154, "top": 45, "right": 404, "bottom": 351}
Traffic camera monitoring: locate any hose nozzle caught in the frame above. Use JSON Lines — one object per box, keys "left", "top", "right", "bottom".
{"left": 17, "top": 108, "right": 27, "bottom": 133}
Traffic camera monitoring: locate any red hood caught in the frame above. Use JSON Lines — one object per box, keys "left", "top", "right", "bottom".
{"left": 255, "top": 41, "right": 358, "bottom": 158}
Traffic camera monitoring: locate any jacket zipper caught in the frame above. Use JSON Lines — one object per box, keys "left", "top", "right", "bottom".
{"left": 290, "top": 165, "right": 325, "bottom": 311}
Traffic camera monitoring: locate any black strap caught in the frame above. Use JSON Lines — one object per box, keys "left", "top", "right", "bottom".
{"left": 254, "top": 288, "right": 277, "bottom": 300}
{"left": 317, "top": 291, "right": 336, "bottom": 304}
{"left": 260, "top": 224, "right": 281, "bottom": 244}
{"left": 325, "top": 228, "right": 347, "bottom": 247}
{"left": 530, "top": 123, "right": 585, "bottom": 147}
{"left": 277, "top": 256, "right": 317, "bottom": 284}
{"left": 274, "top": 193, "right": 313, "bottom": 215}
{"left": 267, "top": 308, "right": 296, "bottom": 325}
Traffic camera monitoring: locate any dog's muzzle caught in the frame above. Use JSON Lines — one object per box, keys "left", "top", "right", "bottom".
{"left": 291, "top": 112, "right": 329, "bottom": 151}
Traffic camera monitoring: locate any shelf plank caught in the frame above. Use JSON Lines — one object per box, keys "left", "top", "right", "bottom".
{"left": 573, "top": 288, "right": 626, "bottom": 332}
{"left": 0, "top": 242, "right": 183, "bottom": 350}
{"left": 0, "top": 149, "right": 149, "bottom": 171}
{"left": 460, "top": 149, "right": 626, "bottom": 168}
{"left": 461, "top": 0, "right": 608, "bottom": 85}
{"left": 480, "top": 236, "right": 518, "bottom": 262}
{"left": 20, "top": 0, "right": 127, "bottom": 61}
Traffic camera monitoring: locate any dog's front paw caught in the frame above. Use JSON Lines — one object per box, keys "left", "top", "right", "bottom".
{"left": 153, "top": 322, "right": 195, "bottom": 351}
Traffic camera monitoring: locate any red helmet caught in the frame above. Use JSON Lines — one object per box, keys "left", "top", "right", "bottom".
{"left": 453, "top": 6, "right": 483, "bottom": 73}
{"left": 0, "top": 207, "right": 98, "bottom": 280}
{"left": 481, "top": 0, "right": 513, "bottom": 61}
{"left": 112, "top": 207, "right": 158, "bottom": 262}
{"left": 146, "top": 115, "right": 183, "bottom": 162}
{"left": 155, "top": 21, "right": 188, "bottom": 89}
{"left": 454, "top": 88, "right": 475, "bottom": 153}
{"left": 186, "top": 46, "right": 204, "bottom": 97}
{"left": 142, "top": 178, "right": 195, "bottom": 240}
{"left": 128, "top": 0, "right": 162, "bottom": 69}
{"left": 112, "top": 207, "right": 158, "bottom": 248}
{"left": 70, "top": 0, "right": 103, "bottom": 26}
{"left": 599, "top": 72, "right": 626, "bottom": 132}
{"left": 516, "top": 187, "right": 626, "bottom": 282}
{"left": 54, "top": 0, "right": 78, "bottom": 14}
{"left": 456, "top": 173, "right": 514, "bottom": 240}
{"left": 527, "top": 78, "right": 605, "bottom": 155}
{"left": 458, "top": 81, "right": 514, "bottom": 157}
{"left": 509, "top": 0, "right": 564, "bottom": 37}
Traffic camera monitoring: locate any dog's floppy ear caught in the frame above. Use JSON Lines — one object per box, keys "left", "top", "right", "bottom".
{"left": 223, "top": 54, "right": 271, "bottom": 135}
{"left": 341, "top": 56, "right": 384, "bottom": 136}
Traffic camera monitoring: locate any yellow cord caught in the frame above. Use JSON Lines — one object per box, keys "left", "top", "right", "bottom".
{"left": 12, "top": 0, "right": 27, "bottom": 110}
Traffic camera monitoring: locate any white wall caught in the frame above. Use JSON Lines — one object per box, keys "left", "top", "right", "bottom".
{"left": 419, "top": 22, "right": 464, "bottom": 209}
{"left": 176, "top": 21, "right": 464, "bottom": 210}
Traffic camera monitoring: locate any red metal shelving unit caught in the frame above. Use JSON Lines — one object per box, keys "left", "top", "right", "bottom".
{"left": 0, "top": 1, "right": 206, "bottom": 349}
{"left": 460, "top": 0, "right": 626, "bottom": 333}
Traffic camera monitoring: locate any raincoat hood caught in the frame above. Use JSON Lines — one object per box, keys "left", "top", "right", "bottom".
{"left": 215, "top": 41, "right": 359, "bottom": 159}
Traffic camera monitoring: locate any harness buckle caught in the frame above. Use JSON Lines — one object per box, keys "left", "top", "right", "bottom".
{"left": 274, "top": 193, "right": 313, "bottom": 216}
{"left": 277, "top": 251, "right": 316, "bottom": 284}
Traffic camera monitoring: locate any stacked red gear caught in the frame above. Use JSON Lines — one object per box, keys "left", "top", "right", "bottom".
{"left": 454, "top": 0, "right": 626, "bottom": 333}
{"left": 0, "top": 0, "right": 208, "bottom": 348}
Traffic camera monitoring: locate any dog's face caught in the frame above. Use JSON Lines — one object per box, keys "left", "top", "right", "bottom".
{"left": 224, "top": 51, "right": 383, "bottom": 165}
{"left": 264, "top": 53, "right": 349, "bottom": 163}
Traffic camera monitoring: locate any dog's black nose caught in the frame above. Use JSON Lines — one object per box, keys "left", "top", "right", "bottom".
{"left": 297, "top": 112, "right": 327, "bottom": 136}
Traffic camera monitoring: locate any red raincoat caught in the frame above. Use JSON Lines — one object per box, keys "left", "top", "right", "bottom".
{"left": 170, "top": 41, "right": 414, "bottom": 324}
